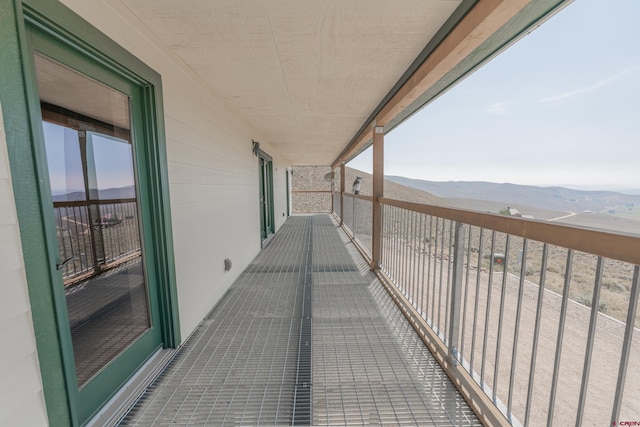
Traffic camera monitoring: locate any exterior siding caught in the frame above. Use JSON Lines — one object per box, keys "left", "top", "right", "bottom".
{"left": 60, "top": 0, "right": 290, "bottom": 338}
{"left": 0, "top": 102, "right": 49, "bottom": 426}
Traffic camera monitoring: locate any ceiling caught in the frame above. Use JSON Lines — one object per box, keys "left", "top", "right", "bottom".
{"left": 112, "top": 0, "right": 561, "bottom": 166}
{"left": 119, "top": 0, "right": 468, "bottom": 164}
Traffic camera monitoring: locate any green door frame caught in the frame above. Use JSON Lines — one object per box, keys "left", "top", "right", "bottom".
{"left": 258, "top": 150, "right": 274, "bottom": 243}
{"left": 0, "top": 1, "right": 180, "bottom": 425}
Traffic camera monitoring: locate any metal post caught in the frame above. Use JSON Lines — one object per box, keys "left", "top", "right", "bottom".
{"left": 371, "top": 125, "right": 384, "bottom": 270}
{"left": 448, "top": 222, "right": 465, "bottom": 365}
{"left": 340, "top": 163, "right": 345, "bottom": 225}
{"left": 547, "top": 249, "right": 574, "bottom": 426}
{"left": 576, "top": 256, "right": 604, "bottom": 426}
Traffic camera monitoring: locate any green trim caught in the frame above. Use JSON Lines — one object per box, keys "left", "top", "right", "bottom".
{"left": 259, "top": 152, "right": 275, "bottom": 241}
{"left": 2, "top": 0, "right": 180, "bottom": 425}
{"left": 139, "top": 82, "right": 181, "bottom": 347}
{"left": 1, "top": 1, "right": 75, "bottom": 425}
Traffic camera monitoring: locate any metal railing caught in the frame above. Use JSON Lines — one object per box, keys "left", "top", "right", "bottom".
{"left": 333, "top": 192, "right": 640, "bottom": 426}
{"left": 341, "top": 193, "right": 373, "bottom": 255}
{"left": 54, "top": 198, "right": 141, "bottom": 285}
{"left": 333, "top": 191, "right": 341, "bottom": 223}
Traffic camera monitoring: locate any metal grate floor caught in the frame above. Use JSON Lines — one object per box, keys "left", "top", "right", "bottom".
{"left": 119, "top": 215, "right": 480, "bottom": 426}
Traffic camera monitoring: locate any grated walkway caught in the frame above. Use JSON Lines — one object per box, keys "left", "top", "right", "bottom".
{"left": 119, "top": 215, "right": 480, "bottom": 426}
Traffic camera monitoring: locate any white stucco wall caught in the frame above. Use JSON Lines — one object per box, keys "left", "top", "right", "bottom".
{"left": 60, "top": 0, "right": 290, "bottom": 339}
{"left": 0, "top": 102, "right": 49, "bottom": 425}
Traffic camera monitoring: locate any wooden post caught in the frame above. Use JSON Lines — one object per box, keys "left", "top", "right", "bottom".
{"left": 340, "top": 162, "right": 345, "bottom": 225}
{"left": 372, "top": 125, "right": 384, "bottom": 270}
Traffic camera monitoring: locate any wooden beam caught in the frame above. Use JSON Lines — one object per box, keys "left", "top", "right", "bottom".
{"left": 375, "top": 0, "right": 529, "bottom": 127}
{"left": 380, "top": 196, "right": 640, "bottom": 266}
{"left": 371, "top": 126, "right": 384, "bottom": 270}
{"left": 332, "top": 0, "right": 531, "bottom": 168}
{"left": 340, "top": 163, "right": 345, "bottom": 225}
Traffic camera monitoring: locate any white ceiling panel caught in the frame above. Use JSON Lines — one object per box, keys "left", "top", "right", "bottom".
{"left": 121, "top": 0, "right": 464, "bottom": 164}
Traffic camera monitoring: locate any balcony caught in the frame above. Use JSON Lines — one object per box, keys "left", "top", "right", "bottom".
{"left": 288, "top": 172, "right": 639, "bottom": 426}
{"left": 117, "top": 215, "right": 481, "bottom": 426}
{"left": 79, "top": 174, "right": 639, "bottom": 426}
{"left": 50, "top": 165, "right": 640, "bottom": 426}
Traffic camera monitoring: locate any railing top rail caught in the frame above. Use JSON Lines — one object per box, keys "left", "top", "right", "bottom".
{"left": 291, "top": 190, "right": 332, "bottom": 193}
{"left": 53, "top": 198, "right": 137, "bottom": 208}
{"left": 342, "top": 193, "right": 374, "bottom": 202}
{"left": 380, "top": 196, "right": 640, "bottom": 266}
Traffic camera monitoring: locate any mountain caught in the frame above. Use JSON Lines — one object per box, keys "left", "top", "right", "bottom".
{"left": 385, "top": 176, "right": 640, "bottom": 213}
{"left": 52, "top": 185, "right": 136, "bottom": 202}
{"left": 346, "top": 168, "right": 449, "bottom": 206}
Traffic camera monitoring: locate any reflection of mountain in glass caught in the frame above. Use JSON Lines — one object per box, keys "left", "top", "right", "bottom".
{"left": 52, "top": 185, "right": 136, "bottom": 202}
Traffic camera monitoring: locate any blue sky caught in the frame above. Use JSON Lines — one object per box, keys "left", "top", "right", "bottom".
{"left": 45, "top": 122, "right": 135, "bottom": 195}
{"left": 348, "top": 0, "right": 639, "bottom": 192}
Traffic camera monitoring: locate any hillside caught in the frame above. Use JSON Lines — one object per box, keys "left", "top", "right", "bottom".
{"left": 386, "top": 176, "right": 640, "bottom": 212}
{"left": 52, "top": 185, "right": 136, "bottom": 202}
{"left": 291, "top": 166, "right": 449, "bottom": 207}
{"left": 387, "top": 175, "right": 640, "bottom": 235}
{"left": 345, "top": 167, "right": 449, "bottom": 206}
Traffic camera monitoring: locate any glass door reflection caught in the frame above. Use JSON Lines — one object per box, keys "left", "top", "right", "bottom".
{"left": 37, "top": 53, "right": 151, "bottom": 387}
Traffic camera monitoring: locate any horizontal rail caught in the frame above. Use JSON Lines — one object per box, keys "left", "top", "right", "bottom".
{"left": 54, "top": 197, "right": 137, "bottom": 208}
{"left": 54, "top": 199, "right": 141, "bottom": 285}
{"left": 342, "top": 193, "right": 373, "bottom": 202}
{"left": 290, "top": 190, "right": 332, "bottom": 194}
{"left": 380, "top": 196, "right": 640, "bottom": 265}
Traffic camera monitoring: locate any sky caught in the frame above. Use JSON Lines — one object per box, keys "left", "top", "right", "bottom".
{"left": 348, "top": 0, "right": 640, "bottom": 192}
{"left": 44, "top": 121, "right": 135, "bottom": 195}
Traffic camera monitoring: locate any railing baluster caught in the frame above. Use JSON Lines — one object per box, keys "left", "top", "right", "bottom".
{"left": 481, "top": 230, "right": 496, "bottom": 388}
{"left": 444, "top": 220, "right": 453, "bottom": 341}
{"left": 576, "top": 256, "right": 604, "bottom": 426}
{"left": 547, "top": 249, "right": 574, "bottom": 426}
{"left": 383, "top": 205, "right": 389, "bottom": 272}
{"left": 391, "top": 206, "right": 395, "bottom": 274}
{"left": 508, "top": 238, "right": 528, "bottom": 421}
{"left": 470, "top": 227, "right": 484, "bottom": 376}
{"left": 408, "top": 211, "right": 413, "bottom": 302}
{"left": 411, "top": 210, "right": 417, "bottom": 307}
{"left": 414, "top": 212, "right": 421, "bottom": 309}
{"left": 396, "top": 206, "right": 401, "bottom": 284}
{"left": 493, "top": 234, "right": 511, "bottom": 401}
{"left": 524, "top": 243, "right": 548, "bottom": 427}
{"left": 436, "top": 217, "right": 444, "bottom": 334}
{"left": 406, "top": 209, "right": 412, "bottom": 296}
{"left": 403, "top": 210, "right": 409, "bottom": 294}
{"left": 460, "top": 224, "right": 473, "bottom": 361}
{"left": 448, "top": 222, "right": 465, "bottom": 364}
{"left": 392, "top": 206, "right": 397, "bottom": 282}
{"left": 427, "top": 215, "right": 434, "bottom": 326}
{"left": 610, "top": 265, "right": 640, "bottom": 424}
{"left": 418, "top": 213, "right": 425, "bottom": 317}
{"left": 396, "top": 208, "right": 402, "bottom": 290}
{"left": 401, "top": 208, "right": 407, "bottom": 293}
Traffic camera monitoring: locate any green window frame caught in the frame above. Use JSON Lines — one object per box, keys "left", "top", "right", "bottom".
{"left": 1, "top": 0, "right": 179, "bottom": 425}
{"left": 258, "top": 150, "right": 275, "bottom": 245}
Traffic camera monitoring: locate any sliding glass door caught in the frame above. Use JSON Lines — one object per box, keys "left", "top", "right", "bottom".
{"left": 25, "top": 19, "right": 177, "bottom": 424}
